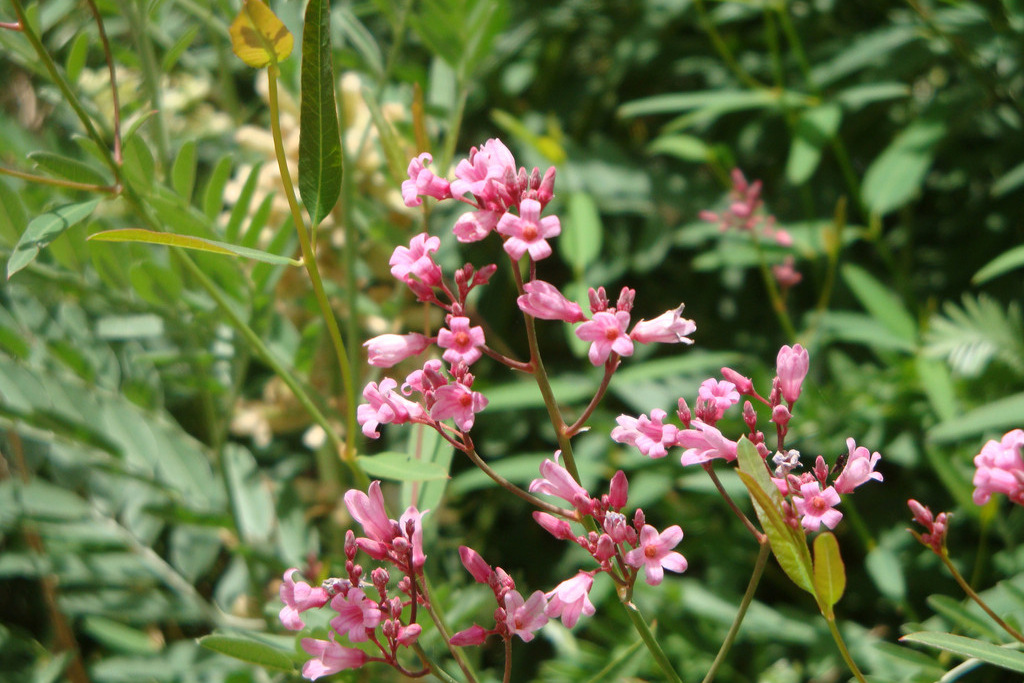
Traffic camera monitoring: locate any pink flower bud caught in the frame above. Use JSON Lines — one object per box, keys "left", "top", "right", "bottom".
{"left": 630, "top": 305, "right": 696, "bottom": 345}
{"left": 363, "top": 333, "right": 431, "bottom": 367}
{"left": 533, "top": 511, "right": 575, "bottom": 540}
{"left": 721, "top": 367, "right": 754, "bottom": 395}
{"left": 517, "top": 280, "right": 586, "bottom": 322}
{"left": 771, "top": 404, "right": 791, "bottom": 429}
{"left": 776, "top": 344, "right": 809, "bottom": 405}
{"left": 459, "top": 546, "right": 493, "bottom": 584}
{"left": 450, "top": 624, "right": 489, "bottom": 646}
{"left": 607, "top": 470, "right": 629, "bottom": 509}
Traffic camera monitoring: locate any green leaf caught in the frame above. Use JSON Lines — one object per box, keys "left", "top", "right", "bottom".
{"left": 929, "top": 392, "right": 1024, "bottom": 443}
{"left": 122, "top": 132, "right": 155, "bottom": 193}
{"left": 0, "top": 178, "right": 27, "bottom": 247}
{"left": 171, "top": 140, "right": 197, "bottom": 202}
{"left": 224, "top": 162, "right": 263, "bottom": 243}
{"left": 786, "top": 103, "right": 842, "bottom": 185}
{"left": 7, "top": 199, "right": 101, "bottom": 279}
{"left": 299, "top": 0, "right": 343, "bottom": 228}
{"left": 81, "top": 616, "right": 160, "bottom": 654}
{"left": 647, "top": 134, "right": 710, "bottom": 163}
{"left": 900, "top": 632, "right": 1024, "bottom": 673}
{"left": 861, "top": 118, "right": 946, "bottom": 216}
{"left": 991, "top": 160, "right": 1024, "bottom": 197}
{"left": 841, "top": 263, "right": 917, "bottom": 346}
{"left": 974, "top": 244, "right": 1024, "bottom": 284}
{"left": 865, "top": 544, "right": 906, "bottom": 601}
{"left": 336, "top": 6, "right": 384, "bottom": 78}
{"left": 401, "top": 423, "right": 454, "bottom": 513}
{"left": 561, "top": 192, "right": 603, "bottom": 274}
{"left": 619, "top": 89, "right": 799, "bottom": 119}
{"left": 198, "top": 633, "right": 296, "bottom": 672}
{"left": 223, "top": 443, "right": 274, "bottom": 545}
{"left": 202, "top": 155, "right": 234, "bottom": 220}
{"left": 88, "top": 228, "right": 301, "bottom": 266}
{"left": 356, "top": 452, "right": 451, "bottom": 482}
{"left": 812, "top": 532, "right": 846, "bottom": 614}
{"left": 162, "top": 25, "right": 199, "bottom": 72}
{"left": 65, "top": 31, "right": 90, "bottom": 84}
{"left": 29, "top": 151, "right": 109, "bottom": 186}
{"left": 735, "top": 437, "right": 815, "bottom": 594}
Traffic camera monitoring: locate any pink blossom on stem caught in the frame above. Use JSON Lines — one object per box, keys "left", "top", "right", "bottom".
{"left": 776, "top": 344, "right": 809, "bottom": 405}
{"left": 533, "top": 511, "right": 576, "bottom": 540}
{"left": 398, "top": 505, "right": 428, "bottom": 571}
{"left": 504, "top": 590, "right": 548, "bottom": 642}
{"left": 575, "top": 310, "right": 634, "bottom": 366}
{"left": 357, "top": 378, "right": 424, "bottom": 438}
{"left": 300, "top": 636, "right": 367, "bottom": 680}
{"left": 459, "top": 546, "right": 493, "bottom": 583}
{"left": 430, "top": 381, "right": 488, "bottom": 431}
{"left": 517, "top": 280, "right": 586, "bottom": 322}
{"left": 396, "top": 623, "right": 422, "bottom": 645}
{"left": 972, "top": 429, "right": 1024, "bottom": 505}
{"left": 545, "top": 572, "right": 596, "bottom": 628}
{"left": 773, "top": 256, "right": 802, "bottom": 288}
{"left": 451, "top": 138, "right": 517, "bottom": 199}
{"left": 611, "top": 409, "right": 679, "bottom": 458}
{"left": 363, "top": 333, "right": 431, "bottom": 368}
{"left": 629, "top": 305, "right": 696, "bottom": 345}
{"left": 279, "top": 569, "right": 330, "bottom": 630}
{"left": 344, "top": 481, "right": 394, "bottom": 543}
{"left": 389, "top": 233, "right": 443, "bottom": 287}
{"left": 450, "top": 624, "right": 489, "bottom": 646}
{"left": 676, "top": 420, "right": 738, "bottom": 466}
{"left": 793, "top": 482, "right": 843, "bottom": 531}
{"left": 624, "top": 524, "right": 688, "bottom": 586}
{"left": 834, "top": 438, "right": 883, "bottom": 494}
{"left": 698, "top": 379, "right": 740, "bottom": 420}
{"left": 496, "top": 198, "right": 561, "bottom": 261}
{"left": 437, "top": 316, "right": 486, "bottom": 366}
{"left": 908, "top": 499, "right": 949, "bottom": 554}
{"left": 607, "top": 470, "right": 629, "bottom": 509}
{"left": 529, "top": 453, "right": 593, "bottom": 511}
{"left": 453, "top": 209, "right": 502, "bottom": 243}
{"left": 329, "top": 588, "right": 382, "bottom": 643}
{"left": 721, "top": 367, "right": 754, "bottom": 395}
{"left": 401, "top": 153, "right": 451, "bottom": 207}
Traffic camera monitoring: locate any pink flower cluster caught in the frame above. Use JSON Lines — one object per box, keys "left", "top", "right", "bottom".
{"left": 907, "top": 499, "right": 949, "bottom": 555}
{"left": 971, "top": 429, "right": 1024, "bottom": 506}
{"left": 612, "top": 344, "right": 883, "bottom": 532}
{"left": 280, "top": 482, "right": 428, "bottom": 680}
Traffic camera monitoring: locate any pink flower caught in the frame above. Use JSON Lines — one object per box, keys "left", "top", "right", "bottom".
{"left": 430, "top": 381, "right": 488, "bottom": 431}
{"left": 450, "top": 624, "right": 489, "bottom": 646}
{"left": 453, "top": 209, "right": 502, "bottom": 242}
{"left": 773, "top": 256, "right": 802, "bottom": 288}
{"left": 607, "top": 470, "right": 629, "bottom": 509}
{"left": 344, "top": 481, "right": 394, "bottom": 543}
{"left": 363, "top": 333, "right": 431, "bottom": 367}
{"left": 396, "top": 623, "right": 422, "bottom": 645}
{"left": 611, "top": 409, "right": 679, "bottom": 458}
{"left": 624, "top": 524, "right": 688, "bottom": 586}
{"left": 630, "top": 305, "right": 696, "bottom": 345}
{"left": 529, "top": 453, "right": 593, "bottom": 511}
{"left": 545, "top": 572, "right": 596, "bottom": 628}
{"left": 300, "top": 636, "right": 367, "bottom": 680}
{"left": 834, "top": 438, "right": 883, "bottom": 494}
{"left": 356, "top": 379, "right": 424, "bottom": 438}
{"left": 451, "top": 138, "right": 517, "bottom": 199}
{"left": 972, "top": 429, "right": 1024, "bottom": 505}
{"left": 676, "top": 420, "right": 738, "bottom": 466}
{"left": 496, "top": 198, "right": 561, "bottom": 261}
{"left": 533, "top": 511, "right": 576, "bottom": 540}
{"left": 390, "top": 233, "right": 442, "bottom": 286}
{"left": 504, "top": 590, "right": 548, "bottom": 642}
{"left": 279, "top": 569, "right": 330, "bottom": 630}
{"left": 575, "top": 310, "right": 634, "bottom": 366}
{"left": 437, "top": 316, "right": 486, "bottom": 366}
{"left": 517, "top": 280, "right": 586, "bottom": 323}
{"left": 329, "top": 588, "right": 382, "bottom": 643}
{"left": 402, "top": 359, "right": 447, "bottom": 396}
{"left": 401, "top": 153, "right": 451, "bottom": 207}
{"left": 720, "top": 367, "right": 754, "bottom": 395}
{"left": 697, "top": 379, "right": 740, "bottom": 420}
{"left": 398, "top": 505, "right": 428, "bottom": 571}
{"left": 908, "top": 499, "right": 949, "bottom": 554}
{"left": 459, "top": 546, "right": 493, "bottom": 583}
{"left": 793, "top": 482, "right": 843, "bottom": 531}
{"left": 776, "top": 344, "right": 809, "bottom": 405}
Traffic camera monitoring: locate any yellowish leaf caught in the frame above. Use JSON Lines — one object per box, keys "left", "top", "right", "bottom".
{"left": 229, "top": 0, "right": 293, "bottom": 69}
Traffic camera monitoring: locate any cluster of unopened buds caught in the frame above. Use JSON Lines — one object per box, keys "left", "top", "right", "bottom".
{"left": 612, "top": 343, "right": 884, "bottom": 533}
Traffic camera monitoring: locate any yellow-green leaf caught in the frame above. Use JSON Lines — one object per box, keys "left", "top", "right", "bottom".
{"left": 88, "top": 228, "right": 301, "bottom": 266}
{"left": 812, "top": 531, "right": 846, "bottom": 615}
{"left": 229, "top": 0, "right": 294, "bottom": 69}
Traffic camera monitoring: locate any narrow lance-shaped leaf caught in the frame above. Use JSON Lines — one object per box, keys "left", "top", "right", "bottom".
{"left": 88, "top": 228, "right": 301, "bottom": 266}
{"left": 812, "top": 531, "right": 846, "bottom": 615}
{"left": 299, "top": 0, "right": 343, "bottom": 227}
{"left": 901, "top": 632, "right": 1024, "bottom": 674}
{"left": 229, "top": 0, "right": 294, "bottom": 69}
{"left": 7, "top": 199, "right": 101, "bottom": 279}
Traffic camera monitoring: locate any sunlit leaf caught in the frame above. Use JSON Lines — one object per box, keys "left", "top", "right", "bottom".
{"left": 812, "top": 532, "right": 846, "bottom": 614}
{"left": 88, "top": 228, "right": 301, "bottom": 266}
{"left": 229, "top": 0, "right": 294, "bottom": 69}
{"left": 901, "top": 632, "right": 1024, "bottom": 673}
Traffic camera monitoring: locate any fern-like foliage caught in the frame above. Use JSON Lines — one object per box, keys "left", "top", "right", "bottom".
{"left": 924, "top": 295, "right": 1024, "bottom": 378}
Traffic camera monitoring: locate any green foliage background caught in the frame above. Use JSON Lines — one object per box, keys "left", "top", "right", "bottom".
{"left": 1, "top": 0, "right": 1023, "bottom": 681}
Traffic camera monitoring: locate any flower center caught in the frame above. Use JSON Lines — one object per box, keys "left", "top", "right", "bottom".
{"left": 522, "top": 222, "right": 538, "bottom": 241}
{"left": 455, "top": 331, "right": 470, "bottom": 346}
{"left": 644, "top": 545, "right": 658, "bottom": 559}
{"left": 604, "top": 327, "right": 620, "bottom": 341}
{"left": 458, "top": 392, "right": 473, "bottom": 407}
{"left": 810, "top": 496, "right": 827, "bottom": 513}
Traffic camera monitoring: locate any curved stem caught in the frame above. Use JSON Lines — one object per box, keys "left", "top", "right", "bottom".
{"left": 692, "top": 0, "right": 768, "bottom": 90}
{"left": 702, "top": 463, "right": 765, "bottom": 543}
{"left": 566, "top": 362, "right": 617, "bottom": 436}
{"left": 823, "top": 614, "right": 868, "bottom": 683}
{"left": 702, "top": 541, "right": 770, "bottom": 683}
{"left": 463, "top": 446, "right": 571, "bottom": 517}
{"left": 266, "top": 64, "right": 365, "bottom": 487}
{"left": 415, "top": 575, "right": 479, "bottom": 683}
{"left": 941, "top": 552, "right": 1024, "bottom": 645}
{"left": 620, "top": 600, "right": 684, "bottom": 683}
{"left": 85, "top": 0, "right": 121, "bottom": 163}
{"left": 0, "top": 166, "right": 117, "bottom": 193}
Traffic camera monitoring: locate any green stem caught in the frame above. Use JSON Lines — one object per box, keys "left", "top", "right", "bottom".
{"left": 463, "top": 446, "right": 570, "bottom": 517}
{"left": 702, "top": 541, "right": 771, "bottom": 683}
{"left": 620, "top": 600, "right": 684, "bottom": 683}
{"left": 0, "top": 165, "right": 117, "bottom": 193}
{"left": 692, "top": 0, "right": 767, "bottom": 90}
{"left": 416, "top": 574, "right": 479, "bottom": 683}
{"left": 84, "top": 0, "right": 121, "bottom": 163}
{"left": 941, "top": 552, "right": 1024, "bottom": 645}
{"left": 266, "top": 64, "right": 364, "bottom": 487}
{"left": 125, "top": 0, "right": 169, "bottom": 169}
{"left": 823, "top": 614, "right": 868, "bottom": 683}
{"left": 751, "top": 234, "right": 798, "bottom": 342}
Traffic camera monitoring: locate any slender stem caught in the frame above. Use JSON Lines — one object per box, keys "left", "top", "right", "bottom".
{"left": 692, "top": 0, "right": 767, "bottom": 90}
{"left": 84, "top": 0, "right": 122, "bottom": 163}
{"left": 823, "top": 614, "right": 868, "bottom": 683}
{"left": 0, "top": 166, "right": 117, "bottom": 193}
{"left": 620, "top": 600, "right": 684, "bottom": 683}
{"left": 502, "top": 637, "right": 513, "bottom": 683}
{"left": 415, "top": 575, "right": 479, "bottom": 683}
{"left": 266, "top": 64, "right": 364, "bottom": 486}
{"left": 751, "top": 234, "right": 798, "bottom": 342}
{"left": 941, "top": 552, "right": 1024, "bottom": 644}
{"left": 565, "top": 363, "right": 617, "bottom": 436}
{"left": 9, "top": 0, "right": 119, "bottom": 180}
{"left": 702, "top": 463, "right": 765, "bottom": 542}
{"left": 0, "top": 20, "right": 21, "bottom": 30}
{"left": 125, "top": 0, "right": 169, "bottom": 168}
{"left": 702, "top": 541, "right": 771, "bottom": 683}
{"left": 463, "top": 446, "right": 570, "bottom": 517}
{"left": 410, "top": 643, "right": 460, "bottom": 683}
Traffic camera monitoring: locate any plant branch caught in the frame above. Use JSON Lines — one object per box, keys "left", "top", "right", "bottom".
{"left": 702, "top": 541, "right": 770, "bottom": 683}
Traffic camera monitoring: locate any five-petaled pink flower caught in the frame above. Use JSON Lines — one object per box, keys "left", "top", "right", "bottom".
{"left": 697, "top": 379, "right": 740, "bottom": 421}
{"left": 972, "top": 429, "right": 1024, "bottom": 506}
{"left": 575, "top": 310, "right": 634, "bottom": 366}
{"left": 300, "top": 636, "right": 367, "bottom": 680}
{"left": 496, "top": 198, "right": 561, "bottom": 261}
{"left": 776, "top": 344, "right": 809, "bottom": 405}
{"left": 545, "top": 572, "right": 596, "bottom": 628}
{"left": 611, "top": 409, "right": 679, "bottom": 458}
{"left": 676, "top": 420, "right": 738, "bottom": 466}
{"left": 450, "top": 138, "right": 517, "bottom": 199}
{"left": 390, "top": 233, "right": 442, "bottom": 287}
{"left": 401, "top": 152, "right": 452, "bottom": 207}
{"left": 430, "top": 382, "right": 488, "bottom": 431}
{"left": 356, "top": 379, "right": 424, "bottom": 438}
{"left": 793, "top": 482, "right": 843, "bottom": 531}
{"left": 279, "top": 569, "right": 330, "bottom": 630}
{"left": 329, "top": 588, "right": 382, "bottom": 643}
{"left": 437, "top": 316, "right": 486, "bottom": 366}
{"left": 624, "top": 524, "right": 688, "bottom": 586}
{"left": 630, "top": 305, "right": 696, "bottom": 345}
{"left": 504, "top": 590, "right": 549, "bottom": 642}
{"left": 833, "top": 437, "right": 883, "bottom": 494}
